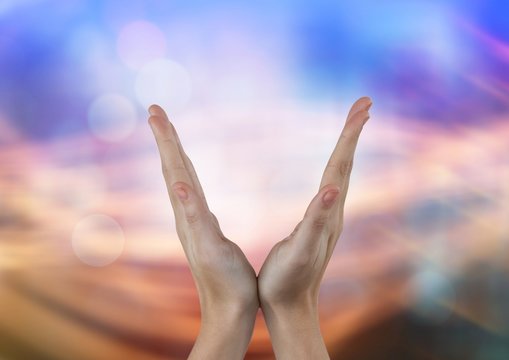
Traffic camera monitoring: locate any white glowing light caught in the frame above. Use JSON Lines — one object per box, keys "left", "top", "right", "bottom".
{"left": 72, "top": 214, "right": 125, "bottom": 267}
{"left": 88, "top": 94, "right": 137, "bottom": 142}
{"left": 135, "top": 58, "right": 192, "bottom": 111}
{"left": 411, "top": 269, "right": 456, "bottom": 323}
{"left": 117, "top": 20, "right": 167, "bottom": 70}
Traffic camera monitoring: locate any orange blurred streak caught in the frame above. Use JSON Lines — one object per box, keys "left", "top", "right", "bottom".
{"left": 1, "top": 108, "right": 509, "bottom": 358}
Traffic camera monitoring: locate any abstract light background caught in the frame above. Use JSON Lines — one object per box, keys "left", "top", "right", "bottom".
{"left": 1, "top": 0, "right": 508, "bottom": 359}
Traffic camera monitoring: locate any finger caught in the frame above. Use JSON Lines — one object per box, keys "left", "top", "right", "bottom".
{"left": 293, "top": 184, "right": 341, "bottom": 251}
{"left": 172, "top": 181, "right": 213, "bottom": 236}
{"left": 149, "top": 104, "right": 210, "bottom": 210}
{"left": 346, "top": 96, "right": 372, "bottom": 121}
{"left": 319, "top": 97, "right": 372, "bottom": 191}
{"left": 148, "top": 111, "right": 193, "bottom": 211}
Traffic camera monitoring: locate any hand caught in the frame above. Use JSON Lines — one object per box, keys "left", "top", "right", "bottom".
{"left": 148, "top": 105, "right": 258, "bottom": 360}
{"left": 258, "top": 97, "right": 372, "bottom": 359}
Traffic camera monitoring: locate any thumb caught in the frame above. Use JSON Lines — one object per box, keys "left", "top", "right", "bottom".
{"left": 172, "top": 181, "right": 209, "bottom": 231}
{"left": 295, "top": 184, "right": 340, "bottom": 249}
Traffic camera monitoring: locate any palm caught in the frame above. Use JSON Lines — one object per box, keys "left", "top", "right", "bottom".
{"left": 191, "top": 224, "right": 257, "bottom": 305}
{"left": 258, "top": 210, "right": 334, "bottom": 305}
{"left": 258, "top": 238, "right": 322, "bottom": 304}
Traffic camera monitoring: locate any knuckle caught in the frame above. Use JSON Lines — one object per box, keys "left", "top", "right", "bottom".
{"left": 311, "top": 215, "right": 328, "bottom": 229}
{"left": 174, "top": 163, "right": 187, "bottom": 171}
{"left": 339, "top": 131, "right": 351, "bottom": 141}
{"left": 160, "top": 136, "right": 176, "bottom": 146}
{"left": 341, "top": 123, "right": 362, "bottom": 141}
{"left": 338, "top": 160, "right": 354, "bottom": 177}
{"left": 325, "top": 161, "right": 337, "bottom": 169}
{"left": 185, "top": 211, "right": 200, "bottom": 225}
{"left": 327, "top": 160, "right": 353, "bottom": 178}
{"left": 161, "top": 163, "right": 186, "bottom": 175}
{"left": 326, "top": 160, "right": 354, "bottom": 177}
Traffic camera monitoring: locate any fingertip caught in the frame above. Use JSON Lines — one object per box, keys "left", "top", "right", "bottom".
{"left": 359, "top": 109, "right": 370, "bottom": 125}
{"left": 357, "top": 96, "right": 372, "bottom": 110}
{"left": 347, "top": 109, "right": 370, "bottom": 126}
{"left": 149, "top": 105, "right": 174, "bottom": 129}
{"left": 357, "top": 109, "right": 370, "bottom": 119}
{"left": 346, "top": 97, "right": 372, "bottom": 122}
{"left": 147, "top": 115, "right": 163, "bottom": 130}
{"left": 148, "top": 104, "right": 162, "bottom": 128}
{"left": 148, "top": 104, "right": 160, "bottom": 115}
{"left": 147, "top": 116, "right": 156, "bottom": 132}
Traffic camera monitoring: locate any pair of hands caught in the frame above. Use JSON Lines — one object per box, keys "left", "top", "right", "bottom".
{"left": 148, "top": 97, "right": 372, "bottom": 360}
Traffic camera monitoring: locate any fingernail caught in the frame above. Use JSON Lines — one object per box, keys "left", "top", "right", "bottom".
{"left": 322, "top": 189, "right": 339, "bottom": 207}
{"left": 173, "top": 186, "right": 188, "bottom": 201}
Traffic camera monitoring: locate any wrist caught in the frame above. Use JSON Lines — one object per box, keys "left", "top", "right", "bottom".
{"left": 201, "top": 300, "right": 257, "bottom": 331}
{"left": 262, "top": 298, "right": 319, "bottom": 333}
{"left": 189, "top": 301, "right": 257, "bottom": 360}
{"left": 261, "top": 300, "right": 329, "bottom": 360}
{"left": 201, "top": 294, "right": 258, "bottom": 325}
{"left": 260, "top": 290, "right": 319, "bottom": 325}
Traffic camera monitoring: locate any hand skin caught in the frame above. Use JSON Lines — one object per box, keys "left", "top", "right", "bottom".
{"left": 148, "top": 105, "right": 258, "bottom": 360}
{"left": 148, "top": 96, "right": 371, "bottom": 359}
{"left": 258, "top": 96, "right": 372, "bottom": 360}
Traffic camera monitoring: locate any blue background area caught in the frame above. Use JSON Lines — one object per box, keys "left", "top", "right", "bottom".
{"left": 1, "top": 0, "right": 508, "bottom": 139}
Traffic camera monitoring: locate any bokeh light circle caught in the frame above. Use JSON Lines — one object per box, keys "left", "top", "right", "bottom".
{"left": 87, "top": 93, "right": 137, "bottom": 142}
{"left": 117, "top": 20, "right": 167, "bottom": 70}
{"left": 72, "top": 214, "right": 125, "bottom": 267}
{"left": 134, "top": 58, "right": 192, "bottom": 111}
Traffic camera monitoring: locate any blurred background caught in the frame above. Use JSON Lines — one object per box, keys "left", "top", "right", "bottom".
{"left": 1, "top": 0, "right": 508, "bottom": 359}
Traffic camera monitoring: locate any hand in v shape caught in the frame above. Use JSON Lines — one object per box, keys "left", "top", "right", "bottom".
{"left": 148, "top": 105, "right": 258, "bottom": 360}
{"left": 148, "top": 96, "right": 372, "bottom": 360}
